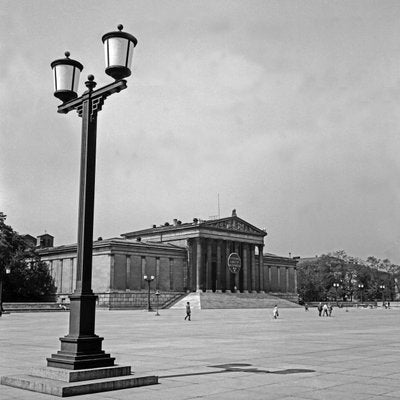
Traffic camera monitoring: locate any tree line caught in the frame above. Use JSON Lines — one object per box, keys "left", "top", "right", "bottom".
{"left": 0, "top": 213, "right": 55, "bottom": 303}
{"left": 297, "top": 250, "right": 399, "bottom": 303}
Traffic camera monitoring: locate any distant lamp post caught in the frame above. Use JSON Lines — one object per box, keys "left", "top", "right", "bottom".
{"left": 333, "top": 282, "right": 340, "bottom": 306}
{"left": 144, "top": 275, "right": 155, "bottom": 312}
{"left": 0, "top": 267, "right": 11, "bottom": 317}
{"left": 155, "top": 290, "right": 160, "bottom": 316}
{"left": 379, "top": 284, "right": 385, "bottom": 305}
{"left": 48, "top": 25, "right": 138, "bottom": 370}
{"left": 358, "top": 283, "right": 364, "bottom": 304}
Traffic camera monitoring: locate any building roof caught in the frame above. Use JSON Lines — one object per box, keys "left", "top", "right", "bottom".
{"left": 121, "top": 213, "right": 267, "bottom": 239}
{"left": 37, "top": 237, "right": 187, "bottom": 256}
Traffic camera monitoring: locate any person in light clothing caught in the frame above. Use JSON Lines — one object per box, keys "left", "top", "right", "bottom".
{"left": 273, "top": 305, "right": 279, "bottom": 319}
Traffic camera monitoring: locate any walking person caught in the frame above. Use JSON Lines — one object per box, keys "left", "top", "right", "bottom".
{"left": 184, "top": 301, "right": 191, "bottom": 321}
{"left": 328, "top": 303, "right": 333, "bottom": 317}
{"left": 317, "top": 302, "right": 323, "bottom": 317}
{"left": 273, "top": 304, "right": 279, "bottom": 319}
{"left": 322, "top": 303, "right": 329, "bottom": 317}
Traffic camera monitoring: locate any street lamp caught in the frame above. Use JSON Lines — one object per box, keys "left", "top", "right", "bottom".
{"left": 333, "top": 282, "right": 340, "bottom": 306}
{"left": 144, "top": 275, "right": 154, "bottom": 312}
{"left": 47, "top": 25, "right": 138, "bottom": 370}
{"left": 358, "top": 283, "right": 364, "bottom": 304}
{"left": 155, "top": 290, "right": 160, "bottom": 316}
{"left": 0, "top": 267, "right": 11, "bottom": 317}
{"left": 379, "top": 284, "right": 385, "bottom": 305}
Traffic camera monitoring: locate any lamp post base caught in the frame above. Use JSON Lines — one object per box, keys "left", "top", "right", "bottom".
{"left": 47, "top": 293, "right": 115, "bottom": 370}
{"left": 1, "top": 365, "right": 158, "bottom": 397}
{"left": 47, "top": 336, "right": 115, "bottom": 370}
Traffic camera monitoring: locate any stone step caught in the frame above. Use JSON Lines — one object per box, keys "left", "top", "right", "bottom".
{"left": 171, "top": 292, "right": 301, "bottom": 309}
{"left": 1, "top": 367, "right": 158, "bottom": 397}
{"left": 170, "top": 292, "right": 202, "bottom": 309}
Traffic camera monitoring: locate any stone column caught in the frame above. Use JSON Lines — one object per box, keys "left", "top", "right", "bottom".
{"left": 286, "top": 267, "right": 289, "bottom": 292}
{"left": 277, "top": 266, "right": 281, "bottom": 291}
{"left": 196, "top": 238, "right": 202, "bottom": 292}
{"left": 258, "top": 244, "right": 264, "bottom": 292}
{"left": 141, "top": 257, "right": 146, "bottom": 289}
{"left": 187, "top": 239, "right": 193, "bottom": 291}
{"left": 156, "top": 257, "right": 160, "bottom": 289}
{"left": 126, "top": 255, "right": 131, "bottom": 290}
{"left": 233, "top": 242, "right": 240, "bottom": 291}
{"left": 206, "top": 239, "right": 212, "bottom": 292}
{"left": 268, "top": 265, "right": 271, "bottom": 292}
{"left": 169, "top": 258, "right": 174, "bottom": 291}
{"left": 216, "top": 240, "right": 222, "bottom": 292}
{"left": 294, "top": 267, "right": 298, "bottom": 293}
{"left": 59, "top": 259, "right": 64, "bottom": 293}
{"left": 242, "top": 244, "right": 248, "bottom": 292}
{"left": 250, "top": 245, "right": 256, "bottom": 292}
{"left": 109, "top": 254, "right": 115, "bottom": 290}
{"left": 70, "top": 258, "right": 75, "bottom": 293}
{"left": 225, "top": 241, "right": 231, "bottom": 292}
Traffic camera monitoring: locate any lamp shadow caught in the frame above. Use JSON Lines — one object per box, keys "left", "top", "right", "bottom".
{"left": 160, "top": 363, "right": 315, "bottom": 379}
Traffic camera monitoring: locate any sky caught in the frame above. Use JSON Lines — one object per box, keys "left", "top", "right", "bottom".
{"left": 1, "top": 0, "right": 400, "bottom": 263}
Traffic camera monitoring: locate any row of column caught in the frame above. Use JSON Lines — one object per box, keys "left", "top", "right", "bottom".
{"left": 266, "top": 264, "right": 297, "bottom": 292}
{"left": 48, "top": 258, "right": 76, "bottom": 294}
{"left": 188, "top": 238, "right": 264, "bottom": 293}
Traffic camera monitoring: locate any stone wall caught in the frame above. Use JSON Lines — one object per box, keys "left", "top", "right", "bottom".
{"left": 96, "top": 291, "right": 185, "bottom": 310}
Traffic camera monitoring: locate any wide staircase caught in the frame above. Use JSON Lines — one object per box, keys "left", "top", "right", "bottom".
{"left": 171, "top": 292, "right": 301, "bottom": 310}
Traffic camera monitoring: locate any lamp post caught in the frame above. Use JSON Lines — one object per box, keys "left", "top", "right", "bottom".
{"left": 0, "top": 267, "right": 11, "bottom": 317}
{"left": 358, "top": 283, "right": 364, "bottom": 304}
{"left": 333, "top": 282, "right": 340, "bottom": 306}
{"left": 155, "top": 290, "right": 160, "bottom": 316}
{"left": 144, "top": 275, "right": 154, "bottom": 312}
{"left": 379, "top": 284, "right": 385, "bottom": 306}
{"left": 47, "top": 25, "right": 138, "bottom": 370}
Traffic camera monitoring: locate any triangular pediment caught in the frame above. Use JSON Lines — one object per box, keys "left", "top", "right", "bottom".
{"left": 201, "top": 216, "right": 266, "bottom": 236}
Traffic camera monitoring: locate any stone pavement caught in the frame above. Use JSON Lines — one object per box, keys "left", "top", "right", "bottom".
{"left": 0, "top": 306, "right": 400, "bottom": 399}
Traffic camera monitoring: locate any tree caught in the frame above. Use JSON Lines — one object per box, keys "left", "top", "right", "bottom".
{"left": 366, "top": 256, "right": 399, "bottom": 301}
{"left": 0, "top": 213, "right": 56, "bottom": 305}
{"left": 297, "top": 262, "right": 325, "bottom": 302}
{"left": 297, "top": 250, "right": 397, "bottom": 303}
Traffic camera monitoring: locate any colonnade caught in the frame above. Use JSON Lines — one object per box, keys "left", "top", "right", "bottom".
{"left": 188, "top": 238, "right": 265, "bottom": 292}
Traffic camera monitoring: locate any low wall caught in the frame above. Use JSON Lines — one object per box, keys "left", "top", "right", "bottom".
{"left": 3, "top": 302, "right": 68, "bottom": 312}
{"left": 305, "top": 301, "right": 378, "bottom": 308}
{"left": 96, "top": 291, "right": 185, "bottom": 310}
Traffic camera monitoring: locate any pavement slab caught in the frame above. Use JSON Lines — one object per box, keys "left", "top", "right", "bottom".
{"left": 0, "top": 307, "right": 399, "bottom": 399}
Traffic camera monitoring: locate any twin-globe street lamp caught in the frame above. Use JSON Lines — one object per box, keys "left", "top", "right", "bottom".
{"left": 358, "top": 283, "right": 364, "bottom": 304}
{"left": 48, "top": 25, "right": 138, "bottom": 370}
{"left": 143, "top": 275, "right": 154, "bottom": 312}
{"left": 333, "top": 282, "right": 340, "bottom": 306}
{"left": 379, "top": 284, "right": 386, "bottom": 305}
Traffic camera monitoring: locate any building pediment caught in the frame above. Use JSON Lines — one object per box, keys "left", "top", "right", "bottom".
{"left": 201, "top": 216, "right": 266, "bottom": 236}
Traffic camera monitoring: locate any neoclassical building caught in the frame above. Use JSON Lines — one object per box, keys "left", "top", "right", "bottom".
{"left": 38, "top": 211, "right": 298, "bottom": 307}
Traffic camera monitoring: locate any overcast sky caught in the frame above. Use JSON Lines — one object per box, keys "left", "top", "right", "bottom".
{"left": 1, "top": 0, "right": 400, "bottom": 263}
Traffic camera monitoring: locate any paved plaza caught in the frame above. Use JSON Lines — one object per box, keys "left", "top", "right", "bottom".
{"left": 0, "top": 306, "right": 400, "bottom": 399}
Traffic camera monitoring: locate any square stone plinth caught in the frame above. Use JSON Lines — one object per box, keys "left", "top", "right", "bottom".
{"left": 1, "top": 366, "right": 158, "bottom": 397}
{"left": 32, "top": 365, "right": 132, "bottom": 382}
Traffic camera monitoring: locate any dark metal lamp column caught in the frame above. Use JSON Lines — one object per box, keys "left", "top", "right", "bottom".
{"left": 143, "top": 275, "right": 154, "bottom": 312}
{"left": 47, "top": 25, "right": 137, "bottom": 370}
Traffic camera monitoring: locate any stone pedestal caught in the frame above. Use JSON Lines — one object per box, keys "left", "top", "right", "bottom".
{"left": 1, "top": 365, "right": 158, "bottom": 397}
